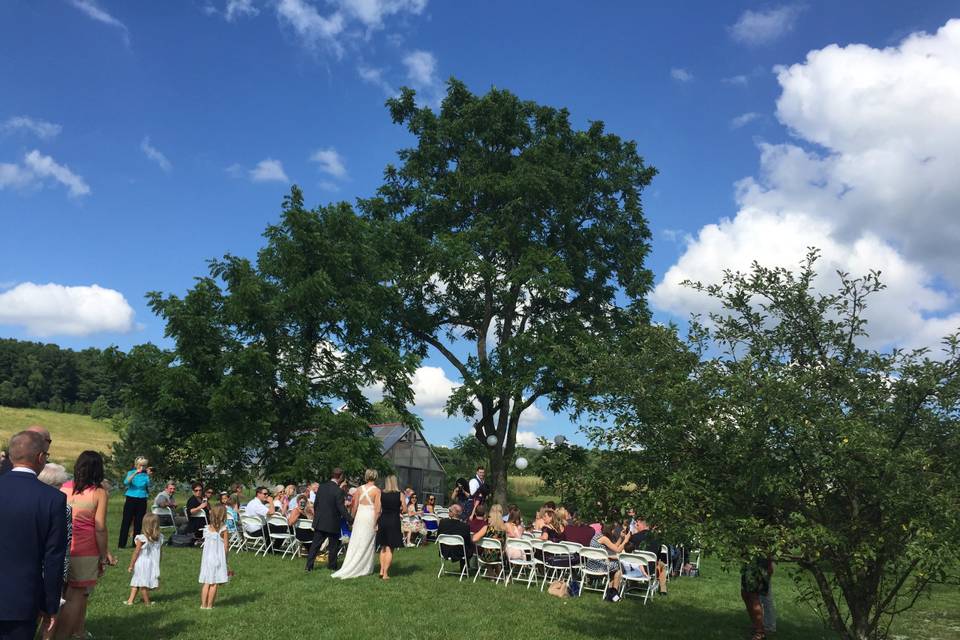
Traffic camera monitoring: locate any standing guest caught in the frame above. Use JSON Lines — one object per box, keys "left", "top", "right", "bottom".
{"left": 38, "top": 463, "right": 73, "bottom": 579}
{"left": 58, "top": 451, "right": 115, "bottom": 640}
{"left": 0, "top": 431, "right": 67, "bottom": 640}
{"left": 118, "top": 457, "right": 152, "bottom": 548}
{"left": 243, "top": 487, "right": 276, "bottom": 546}
{"left": 450, "top": 478, "right": 470, "bottom": 518}
{"left": 186, "top": 483, "right": 210, "bottom": 537}
{"left": 741, "top": 557, "right": 772, "bottom": 640}
{"left": 305, "top": 469, "right": 352, "bottom": 572}
{"left": 437, "top": 504, "right": 475, "bottom": 570}
{"left": 376, "top": 475, "right": 403, "bottom": 580}
{"left": 199, "top": 505, "right": 230, "bottom": 610}
{"left": 125, "top": 514, "right": 164, "bottom": 606}
{"left": 587, "top": 522, "right": 628, "bottom": 602}
{"left": 307, "top": 481, "right": 319, "bottom": 504}
{"left": 0, "top": 424, "right": 51, "bottom": 476}
{"left": 760, "top": 560, "right": 777, "bottom": 636}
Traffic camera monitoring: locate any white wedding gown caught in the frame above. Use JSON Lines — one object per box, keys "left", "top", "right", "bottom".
{"left": 331, "top": 484, "right": 377, "bottom": 580}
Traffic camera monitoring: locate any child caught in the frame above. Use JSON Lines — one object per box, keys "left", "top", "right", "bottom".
{"left": 126, "top": 513, "right": 163, "bottom": 605}
{"left": 199, "top": 504, "right": 230, "bottom": 609}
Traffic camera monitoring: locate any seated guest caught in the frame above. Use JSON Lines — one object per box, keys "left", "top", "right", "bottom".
{"left": 563, "top": 510, "right": 596, "bottom": 547}
{"left": 271, "top": 484, "right": 287, "bottom": 515}
{"left": 154, "top": 481, "right": 188, "bottom": 530}
{"left": 532, "top": 507, "right": 553, "bottom": 531}
{"left": 437, "top": 504, "right": 475, "bottom": 568}
{"left": 503, "top": 506, "right": 526, "bottom": 560}
{"left": 243, "top": 486, "right": 276, "bottom": 545}
{"left": 476, "top": 504, "right": 507, "bottom": 573}
{"left": 422, "top": 494, "right": 437, "bottom": 514}
{"left": 588, "top": 522, "right": 629, "bottom": 601}
{"left": 540, "top": 507, "right": 567, "bottom": 543}
{"left": 468, "top": 503, "right": 487, "bottom": 537}
{"left": 401, "top": 499, "right": 423, "bottom": 547}
{"left": 286, "top": 486, "right": 315, "bottom": 527}
{"left": 219, "top": 492, "right": 239, "bottom": 533}
{"left": 186, "top": 482, "right": 209, "bottom": 537}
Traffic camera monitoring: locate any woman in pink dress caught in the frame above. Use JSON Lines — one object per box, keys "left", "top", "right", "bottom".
{"left": 57, "top": 451, "right": 115, "bottom": 640}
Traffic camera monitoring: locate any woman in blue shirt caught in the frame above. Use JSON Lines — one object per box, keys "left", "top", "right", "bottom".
{"left": 118, "top": 456, "right": 152, "bottom": 548}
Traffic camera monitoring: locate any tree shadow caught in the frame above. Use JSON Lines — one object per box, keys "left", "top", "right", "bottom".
{"left": 89, "top": 608, "right": 191, "bottom": 639}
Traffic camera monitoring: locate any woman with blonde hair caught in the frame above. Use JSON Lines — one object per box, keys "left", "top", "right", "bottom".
{"left": 119, "top": 456, "right": 152, "bottom": 548}
{"left": 331, "top": 469, "right": 381, "bottom": 579}
{"left": 376, "top": 475, "right": 403, "bottom": 579}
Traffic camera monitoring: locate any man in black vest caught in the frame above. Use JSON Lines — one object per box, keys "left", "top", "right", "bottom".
{"left": 305, "top": 468, "right": 353, "bottom": 572}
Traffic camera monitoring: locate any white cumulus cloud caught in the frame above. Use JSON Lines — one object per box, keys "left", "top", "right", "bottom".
{"left": 729, "top": 5, "right": 804, "bottom": 46}
{"left": 226, "top": 0, "right": 259, "bottom": 20}
{"left": 409, "top": 365, "right": 459, "bottom": 417}
{"left": 0, "top": 283, "right": 136, "bottom": 336}
{"left": 670, "top": 67, "right": 694, "bottom": 83}
{"left": 276, "top": 0, "right": 346, "bottom": 56}
{"left": 339, "top": 0, "right": 427, "bottom": 30}
{"left": 140, "top": 136, "right": 172, "bottom": 172}
{"left": 1, "top": 150, "right": 90, "bottom": 197}
{"left": 249, "top": 158, "right": 289, "bottom": 183}
{"left": 2, "top": 116, "right": 62, "bottom": 140}
{"left": 653, "top": 20, "right": 960, "bottom": 352}
{"left": 309, "top": 147, "right": 347, "bottom": 179}
{"left": 515, "top": 431, "right": 543, "bottom": 449}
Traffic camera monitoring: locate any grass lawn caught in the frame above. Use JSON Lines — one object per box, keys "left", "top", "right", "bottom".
{"left": 78, "top": 494, "right": 959, "bottom": 640}
{"left": 0, "top": 406, "right": 117, "bottom": 468}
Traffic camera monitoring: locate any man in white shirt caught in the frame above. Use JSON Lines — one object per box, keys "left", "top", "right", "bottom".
{"left": 468, "top": 466, "right": 485, "bottom": 497}
{"left": 243, "top": 486, "right": 276, "bottom": 546}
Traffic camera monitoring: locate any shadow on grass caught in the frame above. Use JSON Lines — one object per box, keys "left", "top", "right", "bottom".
{"left": 216, "top": 592, "right": 262, "bottom": 607}
{"left": 89, "top": 607, "right": 192, "bottom": 639}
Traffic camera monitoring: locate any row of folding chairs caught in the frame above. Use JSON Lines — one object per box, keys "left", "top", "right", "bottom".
{"left": 436, "top": 535, "right": 662, "bottom": 603}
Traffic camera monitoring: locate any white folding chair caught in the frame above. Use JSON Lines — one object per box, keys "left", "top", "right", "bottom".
{"left": 239, "top": 516, "right": 267, "bottom": 556}
{"left": 540, "top": 542, "right": 576, "bottom": 591}
{"left": 474, "top": 538, "right": 505, "bottom": 584}
{"left": 578, "top": 548, "right": 613, "bottom": 598}
{"left": 504, "top": 539, "right": 537, "bottom": 589}
{"left": 152, "top": 506, "right": 177, "bottom": 539}
{"left": 420, "top": 514, "right": 440, "bottom": 544}
{"left": 225, "top": 512, "right": 244, "bottom": 552}
{"left": 530, "top": 539, "right": 546, "bottom": 581}
{"left": 293, "top": 519, "right": 315, "bottom": 558}
{"left": 619, "top": 551, "right": 656, "bottom": 603}
{"left": 267, "top": 514, "right": 296, "bottom": 557}
{"left": 436, "top": 534, "right": 469, "bottom": 582}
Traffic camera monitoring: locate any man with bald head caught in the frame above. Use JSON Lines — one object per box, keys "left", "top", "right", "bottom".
{"left": 0, "top": 430, "right": 67, "bottom": 639}
{"left": 0, "top": 425, "right": 51, "bottom": 476}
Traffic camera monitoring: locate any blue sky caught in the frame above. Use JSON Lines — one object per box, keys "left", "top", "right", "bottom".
{"left": 2, "top": 1, "right": 959, "bottom": 447}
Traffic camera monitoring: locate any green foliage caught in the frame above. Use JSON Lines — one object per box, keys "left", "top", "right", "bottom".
{"left": 534, "top": 440, "right": 639, "bottom": 522}
{"left": 0, "top": 339, "right": 123, "bottom": 414}
{"left": 360, "top": 79, "right": 657, "bottom": 503}
{"left": 115, "top": 188, "right": 421, "bottom": 485}
{"left": 591, "top": 250, "right": 960, "bottom": 640}
{"left": 89, "top": 394, "right": 112, "bottom": 420}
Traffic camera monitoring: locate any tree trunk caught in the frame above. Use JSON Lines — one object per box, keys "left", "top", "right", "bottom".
{"left": 490, "top": 445, "right": 507, "bottom": 505}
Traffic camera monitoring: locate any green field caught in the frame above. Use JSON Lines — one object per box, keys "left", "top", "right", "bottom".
{"left": 75, "top": 493, "right": 959, "bottom": 640}
{"left": 0, "top": 406, "right": 117, "bottom": 467}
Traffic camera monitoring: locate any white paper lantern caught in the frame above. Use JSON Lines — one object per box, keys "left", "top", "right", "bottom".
{"left": 486, "top": 434, "right": 498, "bottom": 447}
{"left": 515, "top": 457, "right": 528, "bottom": 470}
{"left": 554, "top": 435, "right": 566, "bottom": 446}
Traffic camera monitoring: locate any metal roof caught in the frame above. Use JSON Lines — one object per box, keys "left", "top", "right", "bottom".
{"left": 369, "top": 422, "right": 409, "bottom": 453}
{"left": 369, "top": 422, "right": 445, "bottom": 472}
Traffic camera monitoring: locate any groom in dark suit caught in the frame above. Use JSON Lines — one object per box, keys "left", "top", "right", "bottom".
{"left": 305, "top": 468, "right": 353, "bottom": 572}
{"left": 0, "top": 431, "right": 68, "bottom": 640}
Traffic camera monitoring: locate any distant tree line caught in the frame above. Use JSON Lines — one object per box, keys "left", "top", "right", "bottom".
{"left": 0, "top": 338, "right": 123, "bottom": 418}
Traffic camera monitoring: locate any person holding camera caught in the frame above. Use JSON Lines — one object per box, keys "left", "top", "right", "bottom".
{"left": 118, "top": 456, "right": 152, "bottom": 548}
{"left": 285, "top": 487, "right": 314, "bottom": 526}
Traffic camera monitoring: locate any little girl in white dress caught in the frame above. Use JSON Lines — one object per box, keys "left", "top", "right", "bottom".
{"left": 199, "top": 504, "right": 230, "bottom": 609}
{"left": 126, "top": 514, "right": 163, "bottom": 605}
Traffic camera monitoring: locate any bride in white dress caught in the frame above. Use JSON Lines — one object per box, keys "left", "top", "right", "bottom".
{"left": 332, "top": 469, "right": 381, "bottom": 580}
